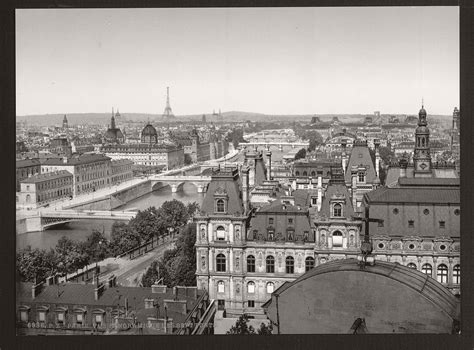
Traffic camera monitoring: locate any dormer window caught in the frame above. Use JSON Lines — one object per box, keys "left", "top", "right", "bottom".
{"left": 216, "top": 199, "right": 225, "bottom": 213}
{"left": 333, "top": 203, "right": 342, "bottom": 217}
{"left": 268, "top": 229, "right": 275, "bottom": 241}
{"left": 269, "top": 218, "right": 274, "bottom": 225}
{"left": 358, "top": 171, "right": 365, "bottom": 182}
{"left": 288, "top": 218, "right": 293, "bottom": 225}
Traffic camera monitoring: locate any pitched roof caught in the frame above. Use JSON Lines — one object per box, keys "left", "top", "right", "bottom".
{"left": 397, "top": 177, "right": 460, "bottom": 187}
{"left": 364, "top": 187, "right": 460, "bottom": 204}
{"left": 200, "top": 168, "right": 244, "bottom": 216}
{"left": 20, "top": 170, "right": 73, "bottom": 183}
{"left": 344, "top": 144, "right": 377, "bottom": 183}
{"left": 41, "top": 154, "right": 111, "bottom": 166}
{"left": 16, "top": 158, "right": 41, "bottom": 169}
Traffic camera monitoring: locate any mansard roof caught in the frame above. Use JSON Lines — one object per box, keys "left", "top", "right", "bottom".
{"left": 344, "top": 143, "right": 377, "bottom": 184}
{"left": 200, "top": 168, "right": 244, "bottom": 216}
{"left": 318, "top": 183, "right": 354, "bottom": 218}
{"left": 364, "top": 187, "right": 460, "bottom": 205}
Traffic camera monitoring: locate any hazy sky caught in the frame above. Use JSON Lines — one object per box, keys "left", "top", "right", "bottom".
{"left": 16, "top": 7, "right": 459, "bottom": 116}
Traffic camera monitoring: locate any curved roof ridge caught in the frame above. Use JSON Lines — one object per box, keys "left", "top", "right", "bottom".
{"left": 276, "top": 258, "right": 459, "bottom": 320}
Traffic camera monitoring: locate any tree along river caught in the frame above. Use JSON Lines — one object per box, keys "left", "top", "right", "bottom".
{"left": 16, "top": 183, "right": 205, "bottom": 251}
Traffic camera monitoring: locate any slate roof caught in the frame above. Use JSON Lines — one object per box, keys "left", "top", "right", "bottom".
{"left": 41, "top": 154, "right": 111, "bottom": 166}
{"left": 397, "top": 178, "right": 460, "bottom": 187}
{"left": 248, "top": 201, "right": 314, "bottom": 241}
{"left": 344, "top": 144, "right": 377, "bottom": 183}
{"left": 16, "top": 158, "right": 41, "bottom": 169}
{"left": 20, "top": 170, "right": 73, "bottom": 183}
{"left": 17, "top": 282, "right": 204, "bottom": 326}
{"left": 364, "top": 187, "right": 460, "bottom": 204}
{"left": 264, "top": 258, "right": 460, "bottom": 321}
{"left": 318, "top": 183, "right": 354, "bottom": 218}
{"left": 200, "top": 168, "right": 244, "bottom": 216}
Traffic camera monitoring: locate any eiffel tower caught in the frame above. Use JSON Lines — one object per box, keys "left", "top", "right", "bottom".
{"left": 162, "top": 86, "right": 174, "bottom": 118}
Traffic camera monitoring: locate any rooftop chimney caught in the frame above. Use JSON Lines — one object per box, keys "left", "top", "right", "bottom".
{"left": 31, "top": 281, "right": 44, "bottom": 299}
{"left": 399, "top": 158, "right": 408, "bottom": 178}
{"left": 94, "top": 283, "right": 105, "bottom": 301}
{"left": 241, "top": 166, "right": 250, "bottom": 214}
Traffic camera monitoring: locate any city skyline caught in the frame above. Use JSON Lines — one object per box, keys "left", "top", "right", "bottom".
{"left": 16, "top": 7, "right": 459, "bottom": 116}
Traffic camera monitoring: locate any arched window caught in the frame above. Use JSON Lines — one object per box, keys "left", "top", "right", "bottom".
{"left": 407, "top": 263, "right": 417, "bottom": 269}
{"left": 247, "top": 255, "right": 255, "bottom": 273}
{"left": 305, "top": 257, "right": 315, "bottom": 272}
{"left": 332, "top": 231, "right": 343, "bottom": 247}
{"left": 437, "top": 264, "right": 448, "bottom": 284}
{"left": 286, "top": 256, "right": 294, "bottom": 274}
{"left": 266, "top": 282, "right": 274, "bottom": 294}
{"left": 217, "top": 280, "right": 225, "bottom": 293}
{"left": 25, "top": 194, "right": 31, "bottom": 203}
{"left": 453, "top": 264, "right": 460, "bottom": 284}
{"left": 216, "top": 199, "right": 225, "bottom": 213}
{"left": 216, "top": 254, "right": 226, "bottom": 272}
{"left": 266, "top": 256, "right": 275, "bottom": 273}
{"left": 295, "top": 171, "right": 300, "bottom": 176}
{"left": 247, "top": 281, "right": 255, "bottom": 293}
{"left": 333, "top": 204, "right": 342, "bottom": 217}
{"left": 311, "top": 171, "right": 316, "bottom": 177}
{"left": 303, "top": 171, "right": 307, "bottom": 176}
{"left": 216, "top": 226, "right": 226, "bottom": 241}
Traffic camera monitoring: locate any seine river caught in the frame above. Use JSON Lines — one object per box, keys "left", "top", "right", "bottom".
{"left": 16, "top": 145, "right": 298, "bottom": 251}
{"left": 16, "top": 183, "right": 205, "bottom": 251}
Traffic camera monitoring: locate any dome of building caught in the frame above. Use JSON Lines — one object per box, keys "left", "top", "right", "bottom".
{"left": 141, "top": 123, "right": 158, "bottom": 144}
{"left": 263, "top": 258, "right": 460, "bottom": 334}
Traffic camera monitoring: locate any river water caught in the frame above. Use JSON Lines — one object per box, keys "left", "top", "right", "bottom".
{"left": 16, "top": 145, "right": 299, "bottom": 251}
{"left": 16, "top": 183, "right": 205, "bottom": 251}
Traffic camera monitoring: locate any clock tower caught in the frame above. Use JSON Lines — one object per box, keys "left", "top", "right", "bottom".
{"left": 413, "top": 104, "right": 432, "bottom": 177}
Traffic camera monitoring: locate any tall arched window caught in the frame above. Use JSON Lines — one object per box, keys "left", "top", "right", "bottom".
{"left": 295, "top": 171, "right": 300, "bottom": 176}
{"left": 437, "top": 264, "right": 448, "bottom": 284}
{"left": 216, "top": 199, "right": 225, "bottom": 213}
{"left": 286, "top": 256, "right": 294, "bottom": 274}
{"left": 333, "top": 204, "right": 342, "bottom": 217}
{"left": 311, "top": 171, "right": 316, "bottom": 177}
{"left": 303, "top": 171, "right": 307, "bottom": 176}
{"left": 453, "top": 264, "right": 460, "bottom": 284}
{"left": 266, "top": 256, "right": 275, "bottom": 273}
{"left": 305, "top": 257, "right": 315, "bottom": 272}
{"left": 26, "top": 194, "right": 31, "bottom": 203}
{"left": 266, "top": 282, "right": 274, "bottom": 294}
{"left": 216, "top": 254, "right": 226, "bottom": 272}
{"left": 247, "top": 281, "right": 255, "bottom": 293}
{"left": 332, "top": 231, "right": 343, "bottom": 247}
{"left": 422, "top": 263, "right": 432, "bottom": 276}
{"left": 407, "top": 263, "right": 417, "bottom": 269}
{"left": 247, "top": 255, "right": 255, "bottom": 273}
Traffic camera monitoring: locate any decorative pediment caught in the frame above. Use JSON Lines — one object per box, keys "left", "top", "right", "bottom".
{"left": 214, "top": 187, "right": 228, "bottom": 196}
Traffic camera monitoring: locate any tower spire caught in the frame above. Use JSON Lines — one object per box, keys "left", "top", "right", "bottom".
{"left": 162, "top": 86, "right": 174, "bottom": 118}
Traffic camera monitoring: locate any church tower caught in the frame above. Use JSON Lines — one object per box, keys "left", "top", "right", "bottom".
{"left": 110, "top": 107, "right": 116, "bottom": 129}
{"left": 62, "top": 115, "right": 69, "bottom": 129}
{"left": 413, "top": 103, "right": 432, "bottom": 177}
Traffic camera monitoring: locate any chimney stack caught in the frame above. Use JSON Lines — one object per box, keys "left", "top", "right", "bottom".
{"left": 317, "top": 174, "right": 323, "bottom": 212}
{"left": 399, "top": 158, "right": 408, "bottom": 178}
{"left": 374, "top": 139, "right": 381, "bottom": 179}
{"left": 341, "top": 139, "right": 348, "bottom": 174}
{"left": 266, "top": 151, "right": 272, "bottom": 181}
{"left": 241, "top": 166, "right": 250, "bottom": 213}
{"left": 351, "top": 166, "right": 358, "bottom": 209}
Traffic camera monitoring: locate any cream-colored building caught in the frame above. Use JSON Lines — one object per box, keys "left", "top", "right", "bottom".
{"left": 41, "top": 154, "right": 112, "bottom": 196}
{"left": 17, "top": 170, "right": 73, "bottom": 207}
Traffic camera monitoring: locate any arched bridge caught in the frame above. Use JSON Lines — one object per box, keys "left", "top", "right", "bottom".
{"left": 239, "top": 141, "right": 309, "bottom": 151}
{"left": 39, "top": 209, "right": 137, "bottom": 230}
{"left": 150, "top": 175, "right": 211, "bottom": 193}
